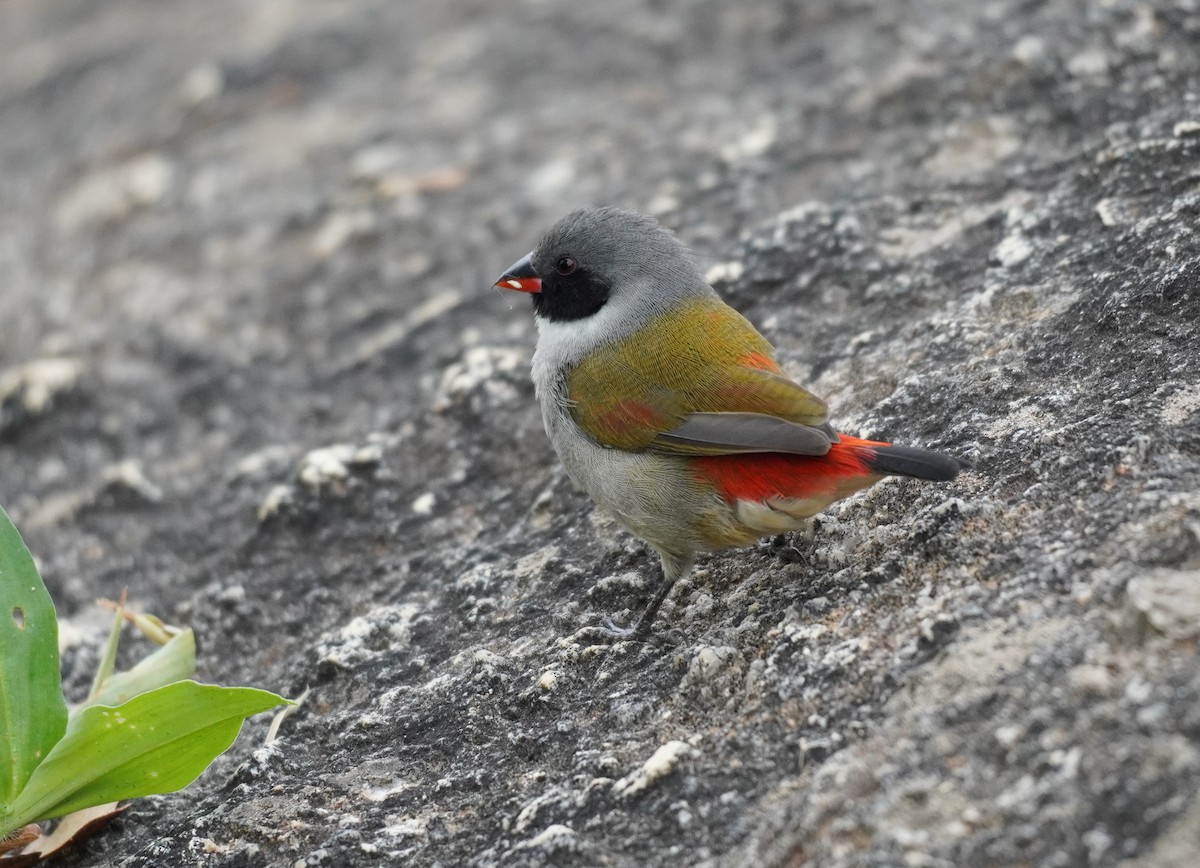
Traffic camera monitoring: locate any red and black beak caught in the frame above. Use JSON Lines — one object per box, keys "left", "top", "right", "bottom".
{"left": 494, "top": 252, "right": 541, "bottom": 294}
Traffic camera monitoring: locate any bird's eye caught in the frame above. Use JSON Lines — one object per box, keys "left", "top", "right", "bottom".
{"left": 555, "top": 256, "right": 577, "bottom": 275}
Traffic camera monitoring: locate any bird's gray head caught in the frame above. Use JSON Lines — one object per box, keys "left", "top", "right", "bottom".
{"left": 495, "top": 207, "right": 712, "bottom": 324}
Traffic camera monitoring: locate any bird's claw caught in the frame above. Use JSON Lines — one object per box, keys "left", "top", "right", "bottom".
{"left": 600, "top": 616, "right": 637, "bottom": 638}
{"left": 568, "top": 616, "right": 678, "bottom": 649}
{"left": 569, "top": 616, "right": 644, "bottom": 645}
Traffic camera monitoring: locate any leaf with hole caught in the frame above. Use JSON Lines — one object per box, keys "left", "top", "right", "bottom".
{"left": 0, "top": 506, "right": 67, "bottom": 808}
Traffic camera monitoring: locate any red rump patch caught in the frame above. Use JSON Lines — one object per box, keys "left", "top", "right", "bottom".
{"left": 691, "top": 434, "right": 886, "bottom": 503}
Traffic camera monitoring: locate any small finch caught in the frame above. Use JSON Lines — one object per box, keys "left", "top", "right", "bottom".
{"left": 496, "top": 207, "right": 960, "bottom": 637}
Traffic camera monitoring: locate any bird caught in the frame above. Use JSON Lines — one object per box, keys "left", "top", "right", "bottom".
{"left": 494, "top": 207, "right": 960, "bottom": 638}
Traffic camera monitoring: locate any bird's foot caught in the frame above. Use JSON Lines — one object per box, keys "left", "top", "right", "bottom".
{"left": 600, "top": 615, "right": 638, "bottom": 639}
{"left": 570, "top": 616, "right": 642, "bottom": 645}
{"left": 586, "top": 615, "right": 681, "bottom": 648}
{"left": 569, "top": 614, "right": 663, "bottom": 647}
{"left": 570, "top": 560, "right": 682, "bottom": 647}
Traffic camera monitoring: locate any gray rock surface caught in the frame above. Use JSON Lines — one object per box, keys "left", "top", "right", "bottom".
{"left": 2, "top": 0, "right": 1198, "bottom": 865}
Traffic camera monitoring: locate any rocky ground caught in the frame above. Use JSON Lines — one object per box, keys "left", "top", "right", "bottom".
{"left": 2, "top": 0, "right": 1199, "bottom": 865}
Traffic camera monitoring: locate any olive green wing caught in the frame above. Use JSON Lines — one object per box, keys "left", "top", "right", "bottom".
{"left": 567, "top": 298, "right": 833, "bottom": 456}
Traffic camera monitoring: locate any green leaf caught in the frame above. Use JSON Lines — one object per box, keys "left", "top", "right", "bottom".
{"left": 5, "top": 681, "right": 288, "bottom": 828}
{"left": 86, "top": 602, "right": 126, "bottom": 704}
{"left": 83, "top": 630, "right": 196, "bottom": 711}
{"left": 0, "top": 505, "right": 67, "bottom": 807}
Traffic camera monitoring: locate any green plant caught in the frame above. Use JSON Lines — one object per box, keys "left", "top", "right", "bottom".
{"left": 0, "top": 505, "right": 290, "bottom": 860}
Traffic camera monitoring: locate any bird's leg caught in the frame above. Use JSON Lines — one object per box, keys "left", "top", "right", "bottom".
{"left": 600, "top": 552, "right": 692, "bottom": 640}
{"left": 601, "top": 561, "right": 670, "bottom": 639}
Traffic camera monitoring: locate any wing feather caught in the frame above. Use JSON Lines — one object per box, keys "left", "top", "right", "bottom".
{"left": 653, "top": 412, "right": 834, "bottom": 456}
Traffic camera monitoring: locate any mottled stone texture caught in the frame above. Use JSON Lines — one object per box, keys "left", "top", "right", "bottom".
{"left": 1, "top": 1, "right": 1198, "bottom": 866}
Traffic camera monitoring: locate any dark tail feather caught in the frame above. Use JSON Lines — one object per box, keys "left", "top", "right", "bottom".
{"left": 866, "top": 445, "right": 961, "bottom": 481}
